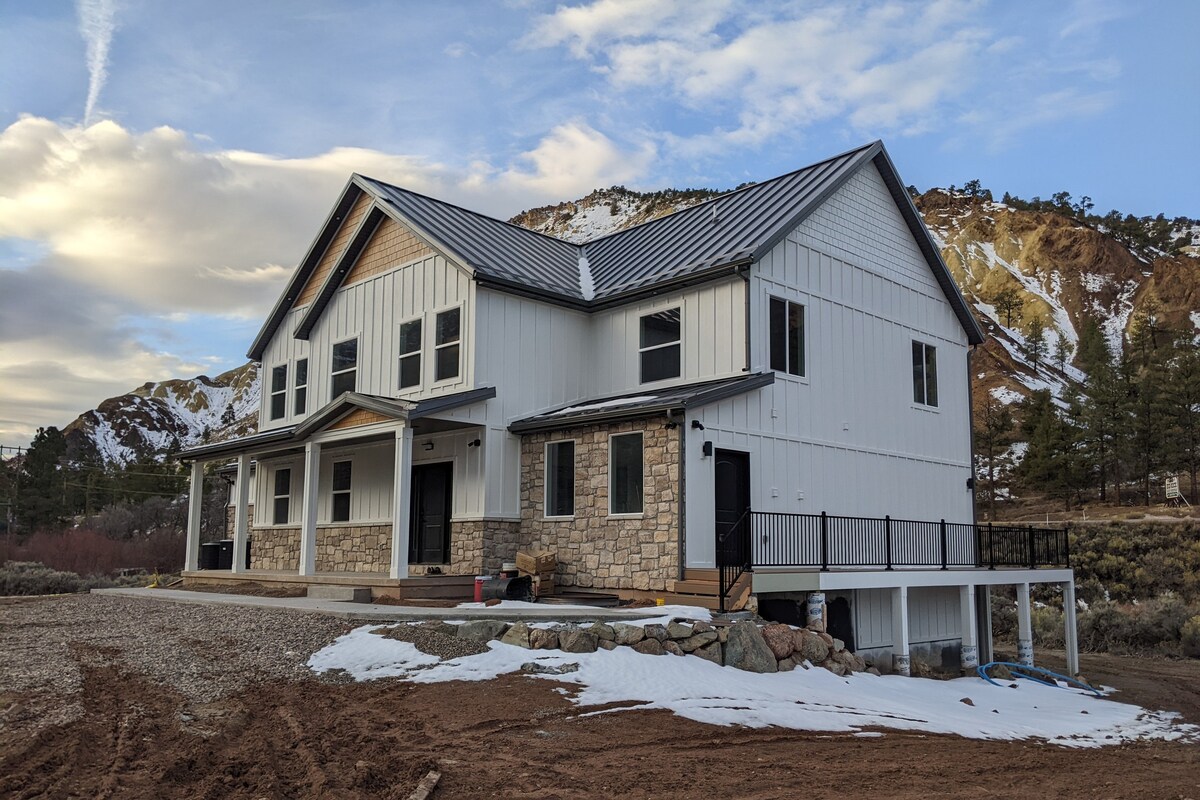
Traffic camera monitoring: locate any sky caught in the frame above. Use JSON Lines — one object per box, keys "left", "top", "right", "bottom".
{"left": 1, "top": 0, "right": 1197, "bottom": 448}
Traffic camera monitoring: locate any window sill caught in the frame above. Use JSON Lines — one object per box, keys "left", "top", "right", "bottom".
{"left": 771, "top": 370, "right": 809, "bottom": 385}
{"left": 608, "top": 513, "right": 645, "bottom": 520}
{"left": 543, "top": 515, "right": 575, "bottom": 522}
{"left": 910, "top": 402, "right": 941, "bottom": 414}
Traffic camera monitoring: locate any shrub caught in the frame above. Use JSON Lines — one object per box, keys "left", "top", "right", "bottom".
{"left": 1182, "top": 616, "right": 1200, "bottom": 658}
{"left": 0, "top": 561, "right": 116, "bottom": 596}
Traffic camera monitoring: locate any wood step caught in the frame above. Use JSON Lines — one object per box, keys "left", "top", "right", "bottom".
{"left": 670, "top": 579, "right": 721, "bottom": 595}
{"left": 683, "top": 568, "right": 718, "bottom": 581}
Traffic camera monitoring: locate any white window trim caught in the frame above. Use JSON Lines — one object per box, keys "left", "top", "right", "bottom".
{"left": 431, "top": 304, "right": 464, "bottom": 386}
{"left": 911, "top": 339, "right": 940, "bottom": 410}
{"left": 637, "top": 305, "right": 683, "bottom": 386}
{"left": 268, "top": 363, "right": 288, "bottom": 421}
{"left": 330, "top": 335, "right": 360, "bottom": 400}
{"left": 543, "top": 439, "right": 577, "bottom": 520}
{"left": 293, "top": 357, "right": 309, "bottom": 416}
{"left": 272, "top": 467, "right": 291, "bottom": 525}
{"left": 397, "top": 315, "right": 423, "bottom": 392}
{"left": 768, "top": 295, "right": 807, "bottom": 380}
{"left": 607, "top": 431, "right": 645, "bottom": 518}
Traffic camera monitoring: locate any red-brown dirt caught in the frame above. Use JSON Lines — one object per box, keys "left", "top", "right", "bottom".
{"left": 2, "top": 654, "right": 1198, "bottom": 799}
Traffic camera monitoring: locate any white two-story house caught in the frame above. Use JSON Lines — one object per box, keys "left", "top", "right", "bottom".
{"left": 181, "top": 141, "right": 1077, "bottom": 675}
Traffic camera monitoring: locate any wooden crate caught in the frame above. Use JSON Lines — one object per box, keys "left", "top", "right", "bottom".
{"left": 516, "top": 550, "right": 557, "bottom": 575}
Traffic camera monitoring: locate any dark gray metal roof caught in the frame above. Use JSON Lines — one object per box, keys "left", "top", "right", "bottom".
{"left": 508, "top": 372, "right": 775, "bottom": 433}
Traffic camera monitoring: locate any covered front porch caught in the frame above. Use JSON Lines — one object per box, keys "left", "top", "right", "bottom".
{"left": 181, "top": 388, "right": 500, "bottom": 589}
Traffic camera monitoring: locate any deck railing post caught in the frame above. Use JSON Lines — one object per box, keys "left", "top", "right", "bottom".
{"left": 820, "top": 511, "right": 829, "bottom": 572}
{"left": 1028, "top": 526, "right": 1037, "bottom": 569}
{"left": 940, "top": 518, "right": 948, "bottom": 570}
{"left": 974, "top": 521, "right": 984, "bottom": 567}
{"left": 987, "top": 522, "right": 995, "bottom": 570}
{"left": 884, "top": 515, "right": 893, "bottom": 570}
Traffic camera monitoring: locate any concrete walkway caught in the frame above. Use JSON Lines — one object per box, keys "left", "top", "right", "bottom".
{"left": 91, "top": 587, "right": 710, "bottom": 622}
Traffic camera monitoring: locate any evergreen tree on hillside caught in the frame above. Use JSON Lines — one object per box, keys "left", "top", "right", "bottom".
{"left": 15, "top": 427, "right": 68, "bottom": 531}
{"left": 1017, "top": 390, "right": 1082, "bottom": 508}
{"left": 1024, "top": 316, "right": 1047, "bottom": 368}
{"left": 1078, "top": 331, "right": 1127, "bottom": 502}
{"left": 1125, "top": 310, "right": 1172, "bottom": 505}
{"left": 992, "top": 285, "right": 1023, "bottom": 328}
{"left": 975, "top": 393, "right": 1016, "bottom": 520}
{"left": 1163, "top": 340, "right": 1200, "bottom": 503}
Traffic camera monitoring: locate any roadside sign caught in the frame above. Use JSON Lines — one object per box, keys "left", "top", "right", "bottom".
{"left": 1166, "top": 477, "right": 1181, "bottom": 499}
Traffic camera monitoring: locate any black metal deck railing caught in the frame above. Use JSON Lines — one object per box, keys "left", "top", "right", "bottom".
{"left": 715, "top": 510, "right": 1070, "bottom": 611}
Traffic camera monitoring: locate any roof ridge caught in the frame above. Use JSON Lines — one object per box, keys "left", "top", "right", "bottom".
{"left": 575, "top": 140, "right": 881, "bottom": 248}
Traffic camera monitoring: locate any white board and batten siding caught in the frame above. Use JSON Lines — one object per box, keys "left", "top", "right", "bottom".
{"left": 685, "top": 163, "right": 975, "bottom": 568}
{"left": 832, "top": 586, "right": 963, "bottom": 653}
{"left": 258, "top": 251, "right": 475, "bottom": 433}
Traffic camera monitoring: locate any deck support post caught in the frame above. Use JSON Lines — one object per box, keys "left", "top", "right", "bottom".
{"left": 185, "top": 461, "right": 204, "bottom": 572}
{"left": 1016, "top": 582, "right": 1033, "bottom": 666}
{"left": 959, "top": 584, "right": 979, "bottom": 673}
{"left": 891, "top": 585, "right": 910, "bottom": 676}
{"left": 231, "top": 452, "right": 252, "bottom": 574}
{"left": 1063, "top": 581, "right": 1080, "bottom": 676}
{"left": 805, "top": 592, "right": 826, "bottom": 632}
{"left": 299, "top": 442, "right": 321, "bottom": 576}
{"left": 389, "top": 425, "right": 413, "bottom": 580}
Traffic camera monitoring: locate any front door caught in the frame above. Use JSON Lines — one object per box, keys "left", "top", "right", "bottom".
{"left": 410, "top": 462, "right": 453, "bottom": 564}
{"left": 714, "top": 449, "right": 751, "bottom": 562}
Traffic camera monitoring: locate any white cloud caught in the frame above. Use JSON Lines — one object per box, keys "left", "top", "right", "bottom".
{"left": 499, "top": 120, "right": 656, "bottom": 198}
{"left": 76, "top": 0, "right": 118, "bottom": 124}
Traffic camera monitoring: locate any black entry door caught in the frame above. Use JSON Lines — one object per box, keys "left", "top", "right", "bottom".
{"left": 714, "top": 449, "right": 751, "bottom": 561}
{"left": 410, "top": 462, "right": 453, "bottom": 564}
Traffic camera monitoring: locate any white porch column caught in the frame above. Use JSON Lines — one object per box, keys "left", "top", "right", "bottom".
{"left": 959, "top": 584, "right": 979, "bottom": 672}
{"left": 891, "top": 585, "right": 911, "bottom": 676}
{"left": 1063, "top": 581, "right": 1080, "bottom": 676}
{"left": 231, "top": 452, "right": 252, "bottom": 574}
{"left": 184, "top": 461, "right": 204, "bottom": 572}
{"left": 805, "top": 592, "right": 826, "bottom": 631}
{"left": 1016, "top": 582, "right": 1034, "bottom": 666}
{"left": 390, "top": 425, "right": 413, "bottom": 579}
{"left": 299, "top": 442, "right": 321, "bottom": 576}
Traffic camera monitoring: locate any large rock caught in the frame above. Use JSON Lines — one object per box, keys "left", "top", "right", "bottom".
{"left": 663, "top": 640, "right": 685, "bottom": 656}
{"left": 724, "top": 621, "right": 778, "bottom": 673}
{"left": 678, "top": 631, "right": 719, "bottom": 653}
{"left": 588, "top": 623, "right": 616, "bottom": 642}
{"left": 529, "top": 628, "right": 559, "bottom": 650}
{"left": 598, "top": 639, "right": 618, "bottom": 651}
{"left": 457, "top": 621, "right": 509, "bottom": 642}
{"left": 632, "top": 638, "right": 666, "bottom": 656}
{"left": 559, "top": 625, "right": 599, "bottom": 654}
{"left": 611, "top": 623, "right": 645, "bottom": 646}
{"left": 694, "top": 642, "right": 723, "bottom": 665}
{"left": 643, "top": 624, "right": 669, "bottom": 642}
{"left": 761, "top": 624, "right": 796, "bottom": 660}
{"left": 499, "top": 622, "right": 532, "bottom": 648}
{"left": 821, "top": 658, "right": 848, "bottom": 677}
{"left": 831, "top": 637, "right": 845, "bottom": 653}
{"left": 793, "top": 629, "right": 830, "bottom": 664}
{"left": 692, "top": 620, "right": 715, "bottom": 634}
{"left": 666, "top": 622, "right": 693, "bottom": 640}
{"left": 778, "top": 657, "right": 796, "bottom": 672}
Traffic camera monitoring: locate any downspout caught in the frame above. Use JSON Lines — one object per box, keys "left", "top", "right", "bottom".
{"left": 741, "top": 267, "right": 752, "bottom": 372}
{"left": 673, "top": 409, "right": 687, "bottom": 582}
{"left": 967, "top": 343, "right": 978, "bottom": 524}
{"left": 967, "top": 342, "right": 992, "bottom": 663}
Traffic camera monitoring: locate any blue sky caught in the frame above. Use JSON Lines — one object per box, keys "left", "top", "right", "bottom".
{"left": 1, "top": 0, "right": 1197, "bottom": 447}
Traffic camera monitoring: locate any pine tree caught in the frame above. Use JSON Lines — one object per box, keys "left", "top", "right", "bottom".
{"left": 992, "top": 285, "right": 1023, "bottom": 328}
{"left": 974, "top": 393, "right": 1015, "bottom": 520}
{"left": 15, "top": 427, "right": 68, "bottom": 532}
{"left": 1024, "top": 316, "right": 1047, "bottom": 368}
{"left": 1053, "top": 332, "right": 1073, "bottom": 373}
{"left": 1163, "top": 340, "right": 1200, "bottom": 503}
{"left": 1124, "top": 314, "right": 1170, "bottom": 505}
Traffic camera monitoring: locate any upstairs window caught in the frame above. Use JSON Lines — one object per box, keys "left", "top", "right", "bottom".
{"left": 912, "top": 341, "right": 938, "bottom": 407}
{"left": 609, "top": 432, "right": 644, "bottom": 515}
{"left": 769, "top": 297, "right": 805, "bottom": 377}
{"left": 545, "top": 440, "right": 575, "bottom": 518}
{"left": 270, "top": 365, "right": 287, "bottom": 420}
{"left": 434, "top": 308, "right": 460, "bottom": 381}
{"left": 398, "top": 319, "right": 422, "bottom": 389}
{"left": 639, "top": 308, "right": 681, "bottom": 383}
{"left": 331, "top": 338, "right": 358, "bottom": 398}
{"left": 273, "top": 468, "right": 291, "bottom": 524}
{"left": 294, "top": 358, "right": 308, "bottom": 416}
{"left": 331, "top": 461, "right": 352, "bottom": 522}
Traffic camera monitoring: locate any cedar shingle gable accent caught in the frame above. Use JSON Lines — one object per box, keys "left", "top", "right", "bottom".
{"left": 294, "top": 192, "right": 374, "bottom": 308}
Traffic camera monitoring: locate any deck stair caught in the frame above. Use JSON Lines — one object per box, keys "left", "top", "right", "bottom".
{"left": 662, "top": 569, "right": 752, "bottom": 612}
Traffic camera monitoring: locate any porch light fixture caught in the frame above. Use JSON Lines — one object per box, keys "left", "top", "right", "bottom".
{"left": 468, "top": 438, "right": 481, "bottom": 447}
{"left": 422, "top": 441, "right": 435, "bottom": 451}
{"left": 691, "top": 420, "right": 705, "bottom": 430}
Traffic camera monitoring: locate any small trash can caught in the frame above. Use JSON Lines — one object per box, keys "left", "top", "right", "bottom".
{"left": 474, "top": 575, "right": 490, "bottom": 603}
{"left": 482, "top": 575, "right": 534, "bottom": 603}
{"left": 199, "top": 542, "right": 221, "bottom": 570}
{"left": 217, "top": 539, "right": 234, "bottom": 570}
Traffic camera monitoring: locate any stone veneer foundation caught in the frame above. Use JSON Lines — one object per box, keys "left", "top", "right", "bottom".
{"left": 249, "top": 527, "right": 300, "bottom": 571}
{"left": 447, "top": 520, "right": 523, "bottom": 575}
{"left": 316, "top": 525, "right": 391, "bottom": 573}
{"left": 519, "top": 417, "right": 680, "bottom": 592}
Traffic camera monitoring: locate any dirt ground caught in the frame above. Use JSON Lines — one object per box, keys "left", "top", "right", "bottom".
{"left": 2, "top": 598, "right": 1199, "bottom": 799}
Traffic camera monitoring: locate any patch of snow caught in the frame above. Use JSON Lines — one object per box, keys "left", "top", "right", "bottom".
{"left": 990, "top": 387, "right": 1024, "bottom": 406}
{"left": 1080, "top": 273, "right": 1110, "bottom": 293}
{"left": 578, "top": 255, "right": 595, "bottom": 301}
{"left": 550, "top": 396, "right": 660, "bottom": 416}
{"left": 309, "top": 627, "right": 1197, "bottom": 748}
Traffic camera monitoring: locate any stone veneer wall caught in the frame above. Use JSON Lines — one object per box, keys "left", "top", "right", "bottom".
{"left": 224, "top": 504, "right": 255, "bottom": 539}
{"left": 315, "top": 524, "right": 391, "bottom": 573}
{"left": 448, "top": 520, "right": 523, "bottom": 575}
{"left": 250, "top": 527, "right": 300, "bottom": 571}
{"left": 520, "top": 418, "right": 680, "bottom": 592}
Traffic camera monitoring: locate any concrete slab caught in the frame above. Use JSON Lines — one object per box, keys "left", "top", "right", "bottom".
{"left": 306, "top": 586, "right": 372, "bottom": 603}
{"left": 90, "top": 588, "right": 710, "bottom": 623}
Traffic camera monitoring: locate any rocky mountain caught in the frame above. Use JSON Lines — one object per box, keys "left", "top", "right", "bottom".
{"left": 63, "top": 181, "right": 1197, "bottom": 467}
{"left": 64, "top": 362, "right": 259, "bottom": 465}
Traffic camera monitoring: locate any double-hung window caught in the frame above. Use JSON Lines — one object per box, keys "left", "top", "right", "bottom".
{"left": 273, "top": 468, "right": 291, "bottom": 524}
{"left": 609, "top": 432, "right": 644, "bottom": 515}
{"left": 769, "top": 297, "right": 805, "bottom": 377}
{"left": 331, "top": 338, "right": 358, "bottom": 398}
{"left": 294, "top": 358, "right": 308, "bottom": 416}
{"left": 912, "top": 341, "right": 938, "bottom": 407}
{"left": 639, "top": 308, "right": 681, "bottom": 383}
{"left": 398, "top": 319, "right": 422, "bottom": 389}
{"left": 545, "top": 440, "right": 575, "bottom": 518}
{"left": 270, "top": 365, "right": 287, "bottom": 420}
{"left": 434, "top": 308, "right": 460, "bottom": 381}
{"left": 331, "top": 461, "right": 352, "bottom": 522}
